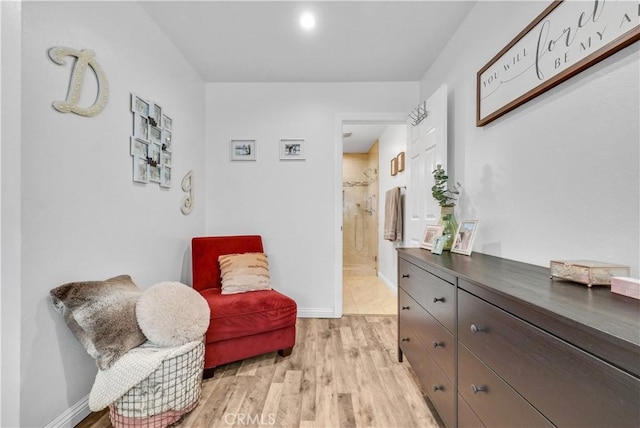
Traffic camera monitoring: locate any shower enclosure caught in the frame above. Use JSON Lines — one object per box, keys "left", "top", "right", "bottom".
{"left": 342, "top": 144, "right": 379, "bottom": 277}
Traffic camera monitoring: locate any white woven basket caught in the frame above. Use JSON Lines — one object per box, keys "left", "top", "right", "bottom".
{"left": 109, "top": 341, "right": 204, "bottom": 428}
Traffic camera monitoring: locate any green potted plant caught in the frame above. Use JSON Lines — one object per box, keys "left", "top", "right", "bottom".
{"left": 431, "top": 164, "right": 459, "bottom": 251}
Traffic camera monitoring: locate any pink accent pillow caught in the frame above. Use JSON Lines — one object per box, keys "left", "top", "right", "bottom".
{"left": 218, "top": 253, "right": 272, "bottom": 295}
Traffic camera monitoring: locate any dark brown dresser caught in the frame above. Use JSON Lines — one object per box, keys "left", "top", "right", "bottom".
{"left": 397, "top": 248, "right": 640, "bottom": 427}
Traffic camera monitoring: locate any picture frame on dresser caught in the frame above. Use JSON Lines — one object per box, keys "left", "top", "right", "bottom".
{"left": 421, "top": 225, "right": 444, "bottom": 250}
{"left": 451, "top": 220, "right": 478, "bottom": 255}
{"left": 431, "top": 236, "right": 446, "bottom": 255}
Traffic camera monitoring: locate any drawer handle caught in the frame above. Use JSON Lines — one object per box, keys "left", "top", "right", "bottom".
{"left": 401, "top": 337, "right": 410, "bottom": 342}
{"left": 402, "top": 274, "right": 410, "bottom": 278}
{"left": 470, "top": 324, "right": 486, "bottom": 334}
{"left": 433, "top": 297, "right": 446, "bottom": 303}
{"left": 432, "top": 385, "right": 444, "bottom": 392}
{"left": 471, "top": 384, "right": 487, "bottom": 394}
{"left": 432, "top": 341, "right": 444, "bottom": 348}
{"left": 401, "top": 306, "right": 410, "bottom": 310}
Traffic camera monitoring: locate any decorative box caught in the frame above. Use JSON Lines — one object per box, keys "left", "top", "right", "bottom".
{"left": 550, "top": 260, "right": 630, "bottom": 287}
{"left": 611, "top": 277, "right": 640, "bottom": 300}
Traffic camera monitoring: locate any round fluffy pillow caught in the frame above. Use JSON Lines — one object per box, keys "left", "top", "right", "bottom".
{"left": 136, "top": 281, "right": 210, "bottom": 347}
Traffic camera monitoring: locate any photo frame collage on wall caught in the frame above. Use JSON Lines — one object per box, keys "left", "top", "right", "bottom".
{"left": 130, "top": 93, "right": 172, "bottom": 187}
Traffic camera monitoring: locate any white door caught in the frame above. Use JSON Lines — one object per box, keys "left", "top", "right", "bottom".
{"left": 406, "top": 85, "right": 448, "bottom": 246}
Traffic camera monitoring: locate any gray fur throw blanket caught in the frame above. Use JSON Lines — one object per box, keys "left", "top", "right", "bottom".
{"left": 50, "top": 275, "right": 146, "bottom": 370}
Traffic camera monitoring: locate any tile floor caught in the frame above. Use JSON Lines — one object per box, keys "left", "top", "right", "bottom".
{"left": 343, "top": 274, "right": 397, "bottom": 315}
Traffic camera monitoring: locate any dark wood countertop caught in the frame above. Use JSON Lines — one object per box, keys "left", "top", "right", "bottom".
{"left": 397, "top": 248, "right": 640, "bottom": 378}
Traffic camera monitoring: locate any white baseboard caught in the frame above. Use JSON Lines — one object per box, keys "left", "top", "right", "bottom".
{"left": 377, "top": 272, "right": 397, "bottom": 293}
{"left": 45, "top": 394, "right": 91, "bottom": 428}
{"left": 297, "top": 307, "right": 337, "bottom": 318}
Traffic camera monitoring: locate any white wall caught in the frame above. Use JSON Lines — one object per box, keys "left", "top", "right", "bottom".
{"left": 205, "top": 83, "right": 418, "bottom": 317}
{"left": 1, "top": 2, "right": 23, "bottom": 427}
{"left": 377, "top": 125, "right": 408, "bottom": 290}
{"left": 17, "top": 2, "right": 206, "bottom": 426}
{"left": 420, "top": 1, "right": 640, "bottom": 276}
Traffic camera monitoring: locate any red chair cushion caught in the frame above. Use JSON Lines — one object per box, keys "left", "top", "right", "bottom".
{"left": 200, "top": 288, "right": 297, "bottom": 343}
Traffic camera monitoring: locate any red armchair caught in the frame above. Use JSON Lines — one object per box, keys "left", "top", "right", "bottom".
{"left": 191, "top": 235, "right": 297, "bottom": 378}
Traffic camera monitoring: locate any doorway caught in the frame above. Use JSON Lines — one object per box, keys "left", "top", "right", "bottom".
{"left": 336, "top": 114, "right": 407, "bottom": 316}
{"left": 342, "top": 125, "right": 381, "bottom": 277}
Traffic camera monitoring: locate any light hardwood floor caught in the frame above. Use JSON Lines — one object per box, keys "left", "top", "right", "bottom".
{"left": 77, "top": 316, "right": 442, "bottom": 428}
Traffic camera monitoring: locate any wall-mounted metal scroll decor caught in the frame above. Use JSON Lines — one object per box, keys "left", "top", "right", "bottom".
{"left": 181, "top": 170, "right": 194, "bottom": 215}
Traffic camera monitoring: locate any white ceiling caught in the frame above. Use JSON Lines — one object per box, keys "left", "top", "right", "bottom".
{"left": 342, "top": 123, "right": 389, "bottom": 153}
{"left": 140, "top": 1, "right": 476, "bottom": 153}
{"left": 140, "top": 1, "right": 476, "bottom": 83}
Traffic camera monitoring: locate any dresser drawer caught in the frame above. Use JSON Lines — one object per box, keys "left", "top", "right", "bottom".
{"left": 458, "top": 344, "right": 553, "bottom": 428}
{"left": 399, "top": 259, "right": 455, "bottom": 332}
{"left": 457, "top": 394, "right": 484, "bottom": 428}
{"left": 399, "top": 289, "right": 455, "bottom": 380}
{"left": 459, "top": 289, "right": 640, "bottom": 427}
{"left": 399, "top": 319, "right": 455, "bottom": 427}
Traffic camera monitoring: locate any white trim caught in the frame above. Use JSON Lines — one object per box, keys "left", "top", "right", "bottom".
{"left": 44, "top": 395, "right": 91, "bottom": 428}
{"left": 377, "top": 271, "right": 397, "bottom": 294}
{"left": 335, "top": 112, "right": 408, "bottom": 320}
{"left": 297, "top": 307, "right": 335, "bottom": 318}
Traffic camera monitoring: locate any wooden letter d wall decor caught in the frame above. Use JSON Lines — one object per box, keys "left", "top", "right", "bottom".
{"left": 48, "top": 47, "right": 109, "bottom": 117}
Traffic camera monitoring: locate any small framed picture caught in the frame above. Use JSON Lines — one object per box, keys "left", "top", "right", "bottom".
{"left": 148, "top": 142, "right": 162, "bottom": 166}
{"left": 130, "top": 137, "right": 148, "bottom": 158}
{"left": 421, "top": 225, "right": 444, "bottom": 250}
{"left": 397, "top": 151, "right": 405, "bottom": 172}
{"left": 161, "top": 151, "right": 172, "bottom": 167}
{"left": 163, "top": 131, "right": 172, "bottom": 152}
{"left": 431, "top": 236, "right": 446, "bottom": 255}
{"left": 160, "top": 166, "right": 171, "bottom": 188}
{"left": 230, "top": 139, "right": 256, "bottom": 161}
{"left": 149, "top": 164, "right": 161, "bottom": 183}
{"left": 149, "top": 103, "right": 162, "bottom": 127}
{"left": 451, "top": 220, "right": 479, "bottom": 256}
{"left": 133, "top": 156, "right": 149, "bottom": 183}
{"left": 149, "top": 126, "right": 162, "bottom": 145}
{"left": 391, "top": 157, "right": 398, "bottom": 176}
{"left": 163, "top": 114, "right": 172, "bottom": 132}
{"left": 134, "top": 114, "right": 149, "bottom": 141}
{"left": 280, "top": 138, "right": 305, "bottom": 160}
{"left": 131, "top": 94, "right": 149, "bottom": 117}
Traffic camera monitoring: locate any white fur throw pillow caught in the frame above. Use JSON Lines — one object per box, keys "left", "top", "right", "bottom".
{"left": 218, "top": 252, "right": 272, "bottom": 295}
{"left": 136, "top": 282, "right": 210, "bottom": 347}
{"left": 50, "top": 275, "right": 146, "bottom": 370}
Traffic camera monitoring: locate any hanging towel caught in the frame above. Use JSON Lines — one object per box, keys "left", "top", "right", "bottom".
{"left": 383, "top": 187, "right": 403, "bottom": 241}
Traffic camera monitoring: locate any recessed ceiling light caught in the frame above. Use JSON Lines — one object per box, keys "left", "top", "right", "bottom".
{"left": 300, "top": 12, "right": 315, "bottom": 30}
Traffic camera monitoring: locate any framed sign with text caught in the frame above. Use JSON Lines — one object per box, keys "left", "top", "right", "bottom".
{"left": 477, "top": 0, "right": 639, "bottom": 127}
